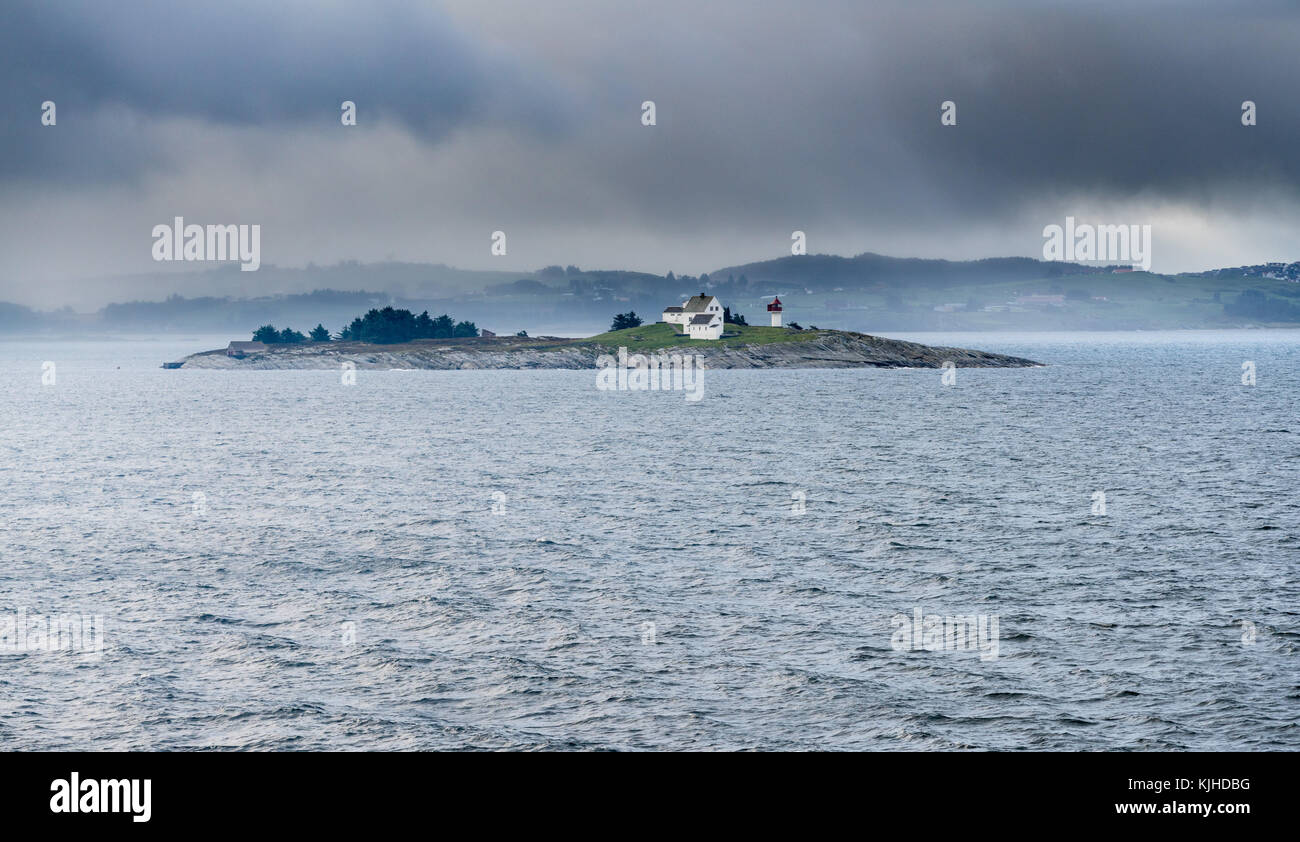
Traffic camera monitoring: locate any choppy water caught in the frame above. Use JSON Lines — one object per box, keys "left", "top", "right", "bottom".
{"left": 0, "top": 331, "right": 1296, "bottom": 750}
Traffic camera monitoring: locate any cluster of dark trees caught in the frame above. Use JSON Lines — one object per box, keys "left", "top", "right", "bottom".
{"left": 338, "top": 307, "right": 478, "bottom": 343}
{"left": 537, "top": 265, "right": 584, "bottom": 279}
{"left": 722, "top": 306, "right": 748, "bottom": 325}
{"left": 251, "top": 307, "right": 482, "bottom": 345}
{"left": 610, "top": 311, "right": 643, "bottom": 330}
{"left": 252, "top": 324, "right": 330, "bottom": 343}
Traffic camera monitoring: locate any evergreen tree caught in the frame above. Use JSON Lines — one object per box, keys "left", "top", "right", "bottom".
{"left": 305, "top": 307, "right": 484, "bottom": 344}
{"left": 610, "top": 311, "right": 643, "bottom": 330}
{"left": 431, "top": 314, "right": 455, "bottom": 338}
{"left": 415, "top": 311, "right": 434, "bottom": 336}
{"left": 252, "top": 324, "right": 279, "bottom": 343}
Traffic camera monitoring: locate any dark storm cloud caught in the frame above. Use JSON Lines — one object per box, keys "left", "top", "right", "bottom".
{"left": 2, "top": 0, "right": 1300, "bottom": 297}
{"left": 6, "top": 0, "right": 1296, "bottom": 199}
{"left": 542, "top": 0, "right": 1300, "bottom": 226}
{"left": 0, "top": 0, "right": 573, "bottom": 183}
{"left": 881, "top": 1, "right": 1300, "bottom": 209}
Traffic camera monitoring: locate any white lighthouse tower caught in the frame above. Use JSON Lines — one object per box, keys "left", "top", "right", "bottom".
{"left": 767, "top": 296, "right": 783, "bottom": 327}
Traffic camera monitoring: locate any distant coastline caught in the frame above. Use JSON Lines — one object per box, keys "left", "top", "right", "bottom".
{"left": 9, "top": 253, "right": 1300, "bottom": 339}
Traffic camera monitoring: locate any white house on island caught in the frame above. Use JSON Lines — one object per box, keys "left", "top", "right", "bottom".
{"left": 663, "top": 293, "right": 724, "bottom": 340}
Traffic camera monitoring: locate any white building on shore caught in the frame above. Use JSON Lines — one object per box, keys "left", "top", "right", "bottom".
{"left": 663, "top": 293, "right": 724, "bottom": 339}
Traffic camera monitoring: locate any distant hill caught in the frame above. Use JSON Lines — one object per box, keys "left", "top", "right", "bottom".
{"left": 1185, "top": 261, "right": 1300, "bottom": 283}
{"left": 708, "top": 253, "right": 1108, "bottom": 291}
{"left": 3, "top": 254, "right": 1299, "bottom": 336}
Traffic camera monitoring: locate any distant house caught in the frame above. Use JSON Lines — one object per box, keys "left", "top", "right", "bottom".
{"left": 663, "top": 293, "right": 723, "bottom": 339}
{"left": 226, "top": 341, "right": 267, "bottom": 358}
{"left": 479, "top": 328, "right": 496, "bottom": 338}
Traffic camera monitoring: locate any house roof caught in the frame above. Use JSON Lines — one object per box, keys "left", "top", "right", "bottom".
{"left": 682, "top": 294, "right": 716, "bottom": 312}
{"left": 689, "top": 314, "right": 717, "bottom": 325}
{"left": 663, "top": 306, "right": 684, "bottom": 312}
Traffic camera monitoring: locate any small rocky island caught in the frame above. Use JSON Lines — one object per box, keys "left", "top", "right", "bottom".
{"left": 173, "top": 323, "right": 1040, "bottom": 370}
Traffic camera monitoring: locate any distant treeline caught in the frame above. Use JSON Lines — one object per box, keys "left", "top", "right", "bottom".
{"left": 104, "top": 290, "right": 386, "bottom": 330}
{"left": 7, "top": 254, "right": 1300, "bottom": 337}
{"left": 1224, "top": 289, "right": 1300, "bottom": 322}
{"left": 340, "top": 307, "right": 478, "bottom": 342}
{"left": 252, "top": 324, "right": 330, "bottom": 343}
{"left": 253, "top": 307, "right": 481, "bottom": 344}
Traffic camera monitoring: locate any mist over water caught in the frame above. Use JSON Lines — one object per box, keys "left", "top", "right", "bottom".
{"left": 1, "top": 332, "right": 1295, "bottom": 750}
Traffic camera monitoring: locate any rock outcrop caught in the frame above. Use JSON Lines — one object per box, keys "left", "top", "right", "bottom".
{"left": 174, "top": 331, "right": 1040, "bottom": 370}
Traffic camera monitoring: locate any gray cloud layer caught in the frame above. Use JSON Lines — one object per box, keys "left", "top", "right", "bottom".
{"left": 2, "top": 0, "right": 1298, "bottom": 306}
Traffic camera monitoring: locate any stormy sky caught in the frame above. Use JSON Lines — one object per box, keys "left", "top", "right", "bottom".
{"left": 2, "top": 0, "right": 1299, "bottom": 307}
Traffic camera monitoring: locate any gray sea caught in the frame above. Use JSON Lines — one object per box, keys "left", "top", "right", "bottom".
{"left": 1, "top": 331, "right": 1296, "bottom": 750}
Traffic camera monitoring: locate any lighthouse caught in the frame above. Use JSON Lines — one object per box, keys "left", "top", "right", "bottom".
{"left": 767, "top": 296, "right": 783, "bottom": 327}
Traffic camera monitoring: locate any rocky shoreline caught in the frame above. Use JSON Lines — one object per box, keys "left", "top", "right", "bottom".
{"left": 172, "top": 330, "right": 1041, "bottom": 370}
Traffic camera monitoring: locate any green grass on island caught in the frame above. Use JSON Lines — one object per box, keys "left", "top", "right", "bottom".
{"left": 585, "top": 321, "right": 828, "bottom": 352}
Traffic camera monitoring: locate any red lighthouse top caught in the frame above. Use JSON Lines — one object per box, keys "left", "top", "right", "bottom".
{"left": 767, "top": 296, "right": 782, "bottom": 312}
